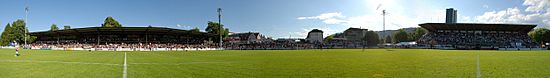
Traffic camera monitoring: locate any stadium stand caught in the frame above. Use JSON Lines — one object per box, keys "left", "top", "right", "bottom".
{"left": 28, "top": 27, "right": 220, "bottom": 51}
{"left": 417, "top": 23, "right": 540, "bottom": 50}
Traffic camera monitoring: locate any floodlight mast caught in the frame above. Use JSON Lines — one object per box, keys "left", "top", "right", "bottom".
{"left": 24, "top": 1, "right": 29, "bottom": 46}
{"left": 382, "top": 10, "right": 386, "bottom": 45}
{"left": 217, "top": 8, "right": 223, "bottom": 49}
{"left": 376, "top": 4, "right": 388, "bottom": 46}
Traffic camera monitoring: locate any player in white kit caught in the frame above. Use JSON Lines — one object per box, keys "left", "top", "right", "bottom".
{"left": 14, "top": 41, "right": 20, "bottom": 56}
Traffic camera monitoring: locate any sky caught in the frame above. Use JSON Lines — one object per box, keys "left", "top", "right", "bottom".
{"left": 0, "top": 0, "right": 549, "bottom": 39}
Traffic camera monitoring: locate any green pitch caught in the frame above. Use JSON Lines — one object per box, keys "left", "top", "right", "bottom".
{"left": 1, "top": 49, "right": 549, "bottom": 78}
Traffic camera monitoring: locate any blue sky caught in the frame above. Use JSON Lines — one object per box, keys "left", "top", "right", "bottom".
{"left": 1, "top": 0, "right": 549, "bottom": 38}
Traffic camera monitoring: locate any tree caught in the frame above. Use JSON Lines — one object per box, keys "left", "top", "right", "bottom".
{"left": 409, "top": 28, "right": 426, "bottom": 41}
{"left": 190, "top": 27, "right": 200, "bottom": 32}
{"left": 528, "top": 28, "right": 550, "bottom": 46}
{"left": 64, "top": 25, "right": 71, "bottom": 30}
{"left": 323, "top": 35, "right": 335, "bottom": 49}
{"left": 0, "top": 23, "right": 13, "bottom": 46}
{"left": 26, "top": 36, "right": 37, "bottom": 44}
{"left": 224, "top": 28, "right": 229, "bottom": 38}
{"left": 385, "top": 35, "right": 392, "bottom": 43}
{"left": 205, "top": 21, "right": 229, "bottom": 42}
{"left": 50, "top": 24, "right": 59, "bottom": 31}
{"left": 101, "top": 16, "right": 122, "bottom": 27}
{"left": 324, "top": 34, "right": 334, "bottom": 44}
{"left": 363, "top": 31, "right": 380, "bottom": 47}
{"left": 10, "top": 19, "right": 28, "bottom": 44}
{"left": 392, "top": 29, "right": 409, "bottom": 43}
{"left": 0, "top": 20, "right": 33, "bottom": 45}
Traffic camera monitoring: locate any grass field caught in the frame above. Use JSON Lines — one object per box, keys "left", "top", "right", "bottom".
{"left": 1, "top": 49, "right": 549, "bottom": 78}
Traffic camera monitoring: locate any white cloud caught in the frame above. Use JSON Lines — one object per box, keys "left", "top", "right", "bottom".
{"left": 291, "top": 27, "right": 339, "bottom": 38}
{"left": 460, "top": 16, "right": 475, "bottom": 23}
{"left": 543, "top": 20, "right": 550, "bottom": 26}
{"left": 298, "top": 0, "right": 550, "bottom": 34}
{"left": 298, "top": 10, "right": 442, "bottom": 31}
{"left": 297, "top": 12, "right": 349, "bottom": 25}
{"left": 297, "top": 13, "right": 373, "bottom": 30}
{"left": 297, "top": 12, "right": 345, "bottom": 20}
{"left": 523, "top": 0, "right": 550, "bottom": 12}
{"left": 470, "top": 0, "right": 550, "bottom": 28}
{"left": 474, "top": 7, "right": 526, "bottom": 23}
{"left": 322, "top": 18, "right": 347, "bottom": 24}
{"left": 298, "top": 0, "right": 448, "bottom": 31}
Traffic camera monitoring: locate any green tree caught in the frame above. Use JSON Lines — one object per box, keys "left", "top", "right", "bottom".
{"left": 205, "top": 21, "right": 229, "bottom": 42}
{"left": 26, "top": 36, "right": 37, "bottom": 44}
{"left": 101, "top": 16, "right": 122, "bottom": 27}
{"left": 409, "top": 28, "right": 426, "bottom": 41}
{"left": 64, "top": 25, "right": 71, "bottom": 30}
{"left": 324, "top": 35, "right": 334, "bottom": 44}
{"left": 10, "top": 19, "right": 28, "bottom": 44}
{"left": 393, "top": 29, "right": 409, "bottom": 43}
{"left": 528, "top": 28, "right": 550, "bottom": 46}
{"left": 190, "top": 27, "right": 200, "bottom": 32}
{"left": 50, "top": 24, "right": 59, "bottom": 31}
{"left": 224, "top": 28, "right": 229, "bottom": 38}
{"left": 385, "top": 35, "right": 392, "bottom": 43}
{"left": 0, "top": 23, "right": 13, "bottom": 46}
{"left": 363, "top": 31, "right": 380, "bottom": 47}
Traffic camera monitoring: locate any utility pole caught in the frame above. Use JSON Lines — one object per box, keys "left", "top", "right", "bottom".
{"left": 217, "top": 8, "right": 223, "bottom": 49}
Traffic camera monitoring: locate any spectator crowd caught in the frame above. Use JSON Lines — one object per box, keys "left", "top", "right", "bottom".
{"left": 417, "top": 31, "right": 539, "bottom": 48}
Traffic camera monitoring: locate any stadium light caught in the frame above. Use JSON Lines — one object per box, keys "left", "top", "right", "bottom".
{"left": 218, "top": 8, "right": 223, "bottom": 49}
{"left": 382, "top": 10, "right": 387, "bottom": 45}
{"left": 24, "top": 1, "right": 29, "bottom": 46}
{"left": 376, "top": 4, "right": 389, "bottom": 47}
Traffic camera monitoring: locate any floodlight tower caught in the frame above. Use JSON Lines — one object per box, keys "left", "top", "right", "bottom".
{"left": 382, "top": 10, "right": 387, "bottom": 44}
{"left": 376, "top": 4, "right": 389, "bottom": 46}
{"left": 217, "top": 8, "right": 223, "bottom": 49}
{"left": 24, "top": 1, "right": 29, "bottom": 46}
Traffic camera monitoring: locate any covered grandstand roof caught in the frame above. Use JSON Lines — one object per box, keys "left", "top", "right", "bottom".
{"left": 29, "top": 27, "right": 212, "bottom": 36}
{"left": 419, "top": 23, "right": 536, "bottom": 32}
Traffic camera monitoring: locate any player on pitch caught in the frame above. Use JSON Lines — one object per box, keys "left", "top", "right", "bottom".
{"left": 14, "top": 41, "right": 20, "bottom": 56}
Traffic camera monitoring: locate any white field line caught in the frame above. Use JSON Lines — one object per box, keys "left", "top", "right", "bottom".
{"left": 123, "top": 52, "right": 128, "bottom": 78}
{"left": 0, "top": 60, "right": 121, "bottom": 66}
{"left": 477, "top": 54, "right": 482, "bottom": 78}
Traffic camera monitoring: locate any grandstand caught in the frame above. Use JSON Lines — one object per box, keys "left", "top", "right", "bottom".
{"left": 30, "top": 27, "right": 212, "bottom": 44}
{"left": 417, "top": 23, "right": 539, "bottom": 50}
{"left": 28, "top": 27, "right": 218, "bottom": 51}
